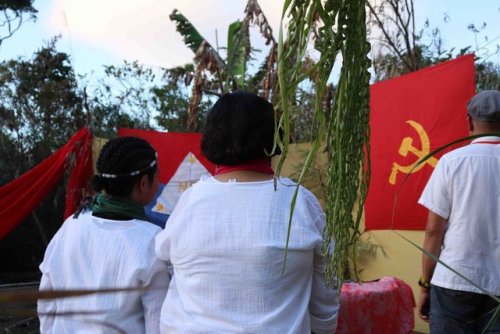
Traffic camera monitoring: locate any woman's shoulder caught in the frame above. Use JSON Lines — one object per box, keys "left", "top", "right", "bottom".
{"left": 70, "top": 211, "right": 162, "bottom": 238}
{"left": 132, "top": 218, "right": 163, "bottom": 237}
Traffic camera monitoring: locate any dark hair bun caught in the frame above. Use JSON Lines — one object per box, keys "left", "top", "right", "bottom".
{"left": 201, "top": 91, "right": 280, "bottom": 165}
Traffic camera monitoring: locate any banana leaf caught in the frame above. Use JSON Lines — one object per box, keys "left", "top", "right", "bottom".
{"left": 244, "top": 0, "right": 276, "bottom": 45}
{"left": 169, "top": 9, "right": 205, "bottom": 53}
{"left": 169, "top": 9, "right": 226, "bottom": 76}
{"left": 226, "top": 20, "right": 250, "bottom": 89}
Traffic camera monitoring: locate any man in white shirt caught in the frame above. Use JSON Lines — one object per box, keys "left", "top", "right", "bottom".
{"left": 417, "top": 90, "right": 500, "bottom": 333}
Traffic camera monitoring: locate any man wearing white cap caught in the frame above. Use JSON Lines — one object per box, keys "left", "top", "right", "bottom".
{"left": 417, "top": 90, "right": 500, "bottom": 333}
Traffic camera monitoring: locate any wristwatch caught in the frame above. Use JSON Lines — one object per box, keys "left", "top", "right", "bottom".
{"left": 418, "top": 277, "right": 431, "bottom": 290}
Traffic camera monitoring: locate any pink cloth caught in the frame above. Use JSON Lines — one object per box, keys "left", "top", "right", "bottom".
{"left": 336, "top": 276, "right": 416, "bottom": 334}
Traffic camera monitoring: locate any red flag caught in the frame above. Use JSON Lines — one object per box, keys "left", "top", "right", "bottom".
{"left": 365, "top": 55, "right": 475, "bottom": 230}
{"left": 118, "top": 128, "right": 215, "bottom": 226}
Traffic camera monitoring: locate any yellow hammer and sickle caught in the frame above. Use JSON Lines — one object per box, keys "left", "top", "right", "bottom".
{"left": 388, "top": 120, "right": 438, "bottom": 185}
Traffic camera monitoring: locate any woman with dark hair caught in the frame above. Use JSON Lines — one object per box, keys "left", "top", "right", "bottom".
{"left": 155, "top": 91, "right": 339, "bottom": 334}
{"left": 38, "top": 137, "right": 169, "bottom": 334}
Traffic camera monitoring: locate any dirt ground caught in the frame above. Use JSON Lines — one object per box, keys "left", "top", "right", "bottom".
{"left": 0, "top": 316, "right": 39, "bottom": 334}
{"left": 0, "top": 280, "right": 40, "bottom": 334}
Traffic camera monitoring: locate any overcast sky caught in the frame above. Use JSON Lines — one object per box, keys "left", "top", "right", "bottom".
{"left": 1, "top": 0, "right": 499, "bottom": 78}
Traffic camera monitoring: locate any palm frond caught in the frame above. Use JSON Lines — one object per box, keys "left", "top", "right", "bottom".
{"left": 195, "top": 41, "right": 227, "bottom": 76}
{"left": 169, "top": 9, "right": 226, "bottom": 76}
{"left": 244, "top": 0, "right": 276, "bottom": 46}
{"left": 169, "top": 9, "right": 205, "bottom": 53}
{"left": 226, "top": 20, "right": 250, "bottom": 89}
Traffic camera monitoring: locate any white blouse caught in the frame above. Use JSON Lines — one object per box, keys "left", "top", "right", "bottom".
{"left": 38, "top": 212, "right": 170, "bottom": 334}
{"left": 155, "top": 177, "right": 339, "bottom": 334}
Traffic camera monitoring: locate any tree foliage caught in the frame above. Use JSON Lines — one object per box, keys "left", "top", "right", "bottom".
{"left": 367, "top": 0, "right": 422, "bottom": 78}
{"left": 86, "top": 61, "right": 155, "bottom": 138}
{"left": 169, "top": 0, "right": 327, "bottom": 141}
{"left": 476, "top": 61, "right": 500, "bottom": 91}
{"left": 169, "top": 0, "right": 278, "bottom": 130}
{"left": 0, "top": 40, "right": 84, "bottom": 276}
{"left": 0, "top": 0, "right": 37, "bottom": 48}
{"left": 367, "top": 0, "right": 500, "bottom": 89}
{"left": 89, "top": 60, "right": 212, "bottom": 134}
{"left": 0, "top": 39, "right": 85, "bottom": 171}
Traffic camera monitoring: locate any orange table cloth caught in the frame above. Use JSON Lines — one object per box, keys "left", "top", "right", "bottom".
{"left": 335, "top": 276, "right": 416, "bottom": 334}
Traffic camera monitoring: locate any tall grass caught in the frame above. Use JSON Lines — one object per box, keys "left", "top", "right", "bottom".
{"left": 274, "top": 0, "right": 371, "bottom": 286}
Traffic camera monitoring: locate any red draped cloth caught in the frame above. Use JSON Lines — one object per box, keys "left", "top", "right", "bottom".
{"left": 0, "top": 128, "right": 93, "bottom": 239}
{"left": 336, "top": 276, "right": 416, "bottom": 334}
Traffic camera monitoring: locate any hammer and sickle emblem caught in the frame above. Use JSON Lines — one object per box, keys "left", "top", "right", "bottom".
{"left": 388, "top": 120, "right": 438, "bottom": 185}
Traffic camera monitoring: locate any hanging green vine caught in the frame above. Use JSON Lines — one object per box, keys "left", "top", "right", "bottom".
{"left": 275, "top": 0, "right": 371, "bottom": 286}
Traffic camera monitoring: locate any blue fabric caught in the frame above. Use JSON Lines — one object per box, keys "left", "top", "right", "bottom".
{"left": 144, "top": 184, "right": 169, "bottom": 228}
{"left": 430, "top": 285, "right": 500, "bottom": 334}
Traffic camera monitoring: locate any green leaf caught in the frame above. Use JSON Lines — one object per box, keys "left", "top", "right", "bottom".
{"left": 226, "top": 20, "right": 249, "bottom": 89}
{"left": 169, "top": 9, "right": 206, "bottom": 53}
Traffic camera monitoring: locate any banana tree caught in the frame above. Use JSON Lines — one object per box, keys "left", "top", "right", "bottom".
{"left": 171, "top": 0, "right": 372, "bottom": 286}
{"left": 169, "top": 0, "right": 277, "bottom": 130}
